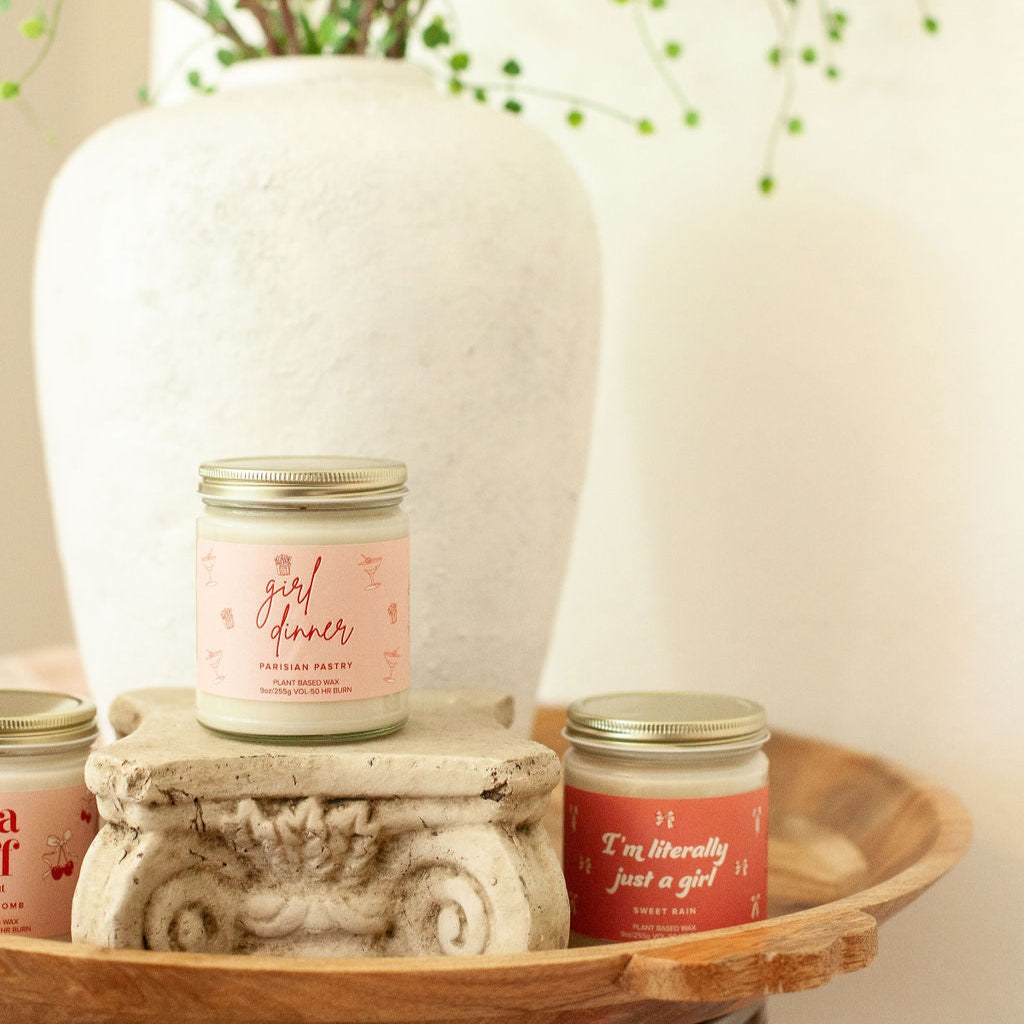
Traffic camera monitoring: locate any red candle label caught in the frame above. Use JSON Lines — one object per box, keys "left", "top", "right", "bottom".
{"left": 563, "top": 785, "right": 768, "bottom": 942}
{"left": 0, "top": 785, "right": 98, "bottom": 938}
{"left": 196, "top": 538, "right": 410, "bottom": 702}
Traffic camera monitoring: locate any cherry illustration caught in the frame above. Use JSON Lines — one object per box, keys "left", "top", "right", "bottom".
{"left": 63, "top": 860, "right": 74, "bottom": 877}
{"left": 50, "top": 866, "right": 63, "bottom": 881}
{"left": 80, "top": 809, "right": 92, "bottom": 823}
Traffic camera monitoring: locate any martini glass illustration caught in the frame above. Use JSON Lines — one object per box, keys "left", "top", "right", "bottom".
{"left": 383, "top": 649, "right": 400, "bottom": 684}
{"left": 201, "top": 550, "right": 217, "bottom": 587}
{"left": 205, "top": 649, "right": 226, "bottom": 684}
{"left": 360, "top": 554, "right": 384, "bottom": 591}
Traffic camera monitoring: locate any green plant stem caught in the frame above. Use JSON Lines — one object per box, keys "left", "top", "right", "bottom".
{"left": 143, "top": 25, "right": 223, "bottom": 103}
{"left": 13, "top": 0, "right": 64, "bottom": 88}
{"left": 235, "top": 0, "right": 284, "bottom": 54}
{"left": 388, "top": 0, "right": 427, "bottom": 58}
{"left": 8, "top": 91, "right": 56, "bottom": 142}
{"left": 632, "top": 0, "right": 691, "bottom": 113}
{"left": 278, "top": 0, "right": 302, "bottom": 54}
{"left": 447, "top": 74, "right": 644, "bottom": 128}
{"left": 762, "top": 0, "right": 801, "bottom": 186}
{"left": 354, "top": 0, "right": 376, "bottom": 55}
{"left": 764, "top": 0, "right": 787, "bottom": 39}
{"left": 163, "top": 0, "right": 258, "bottom": 57}
{"left": 816, "top": 0, "right": 839, "bottom": 58}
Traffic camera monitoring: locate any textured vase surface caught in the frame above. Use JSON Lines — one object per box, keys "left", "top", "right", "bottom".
{"left": 34, "top": 57, "right": 601, "bottom": 731}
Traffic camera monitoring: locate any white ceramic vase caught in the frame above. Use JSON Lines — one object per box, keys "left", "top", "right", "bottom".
{"left": 34, "top": 57, "right": 600, "bottom": 732}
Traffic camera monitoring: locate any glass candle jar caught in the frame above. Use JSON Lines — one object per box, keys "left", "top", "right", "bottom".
{"left": 0, "top": 690, "right": 99, "bottom": 940}
{"left": 562, "top": 691, "right": 769, "bottom": 945}
{"left": 196, "top": 456, "right": 410, "bottom": 740}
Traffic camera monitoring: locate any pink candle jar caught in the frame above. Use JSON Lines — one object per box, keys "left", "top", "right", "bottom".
{"left": 196, "top": 456, "right": 410, "bottom": 740}
{"left": 0, "top": 690, "right": 99, "bottom": 940}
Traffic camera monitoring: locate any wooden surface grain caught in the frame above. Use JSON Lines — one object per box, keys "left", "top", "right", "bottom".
{"left": 0, "top": 651, "right": 971, "bottom": 1024}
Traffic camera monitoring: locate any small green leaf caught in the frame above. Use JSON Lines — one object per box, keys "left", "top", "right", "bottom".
{"left": 421, "top": 17, "right": 450, "bottom": 49}
{"left": 664, "top": 41, "right": 682, "bottom": 59}
{"left": 297, "top": 13, "right": 319, "bottom": 54}
{"left": 787, "top": 117, "right": 804, "bottom": 134}
{"left": 316, "top": 14, "right": 340, "bottom": 47}
{"left": 186, "top": 69, "right": 214, "bottom": 94}
{"left": 923, "top": 16, "right": 939, "bottom": 33}
{"left": 760, "top": 176, "right": 775, "bottom": 195}
{"left": 684, "top": 108, "right": 700, "bottom": 128}
{"left": 801, "top": 47, "right": 817, "bottom": 63}
{"left": 19, "top": 15, "right": 47, "bottom": 39}
{"left": 474, "top": 87, "right": 487, "bottom": 102}
{"left": 338, "top": 0, "right": 360, "bottom": 27}
{"left": 137, "top": 85, "right": 151, "bottom": 104}
{"left": 216, "top": 48, "right": 238, "bottom": 66}
{"left": 567, "top": 109, "right": 584, "bottom": 127}
{"left": 1, "top": 80, "right": 20, "bottom": 100}
{"left": 767, "top": 47, "right": 782, "bottom": 66}
{"left": 449, "top": 52, "right": 470, "bottom": 73}
{"left": 206, "top": 0, "right": 226, "bottom": 20}
{"left": 448, "top": 78, "right": 463, "bottom": 95}
{"left": 826, "top": 9, "right": 847, "bottom": 39}
{"left": 825, "top": 64, "right": 840, "bottom": 79}
{"left": 650, "top": 0, "right": 667, "bottom": 7}
{"left": 502, "top": 58, "right": 522, "bottom": 77}
{"left": 637, "top": 118, "right": 656, "bottom": 135}
{"left": 504, "top": 98, "right": 523, "bottom": 114}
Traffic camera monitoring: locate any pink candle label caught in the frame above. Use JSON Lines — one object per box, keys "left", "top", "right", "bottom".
{"left": 196, "top": 538, "right": 410, "bottom": 702}
{"left": 0, "top": 785, "right": 98, "bottom": 938}
{"left": 563, "top": 785, "right": 768, "bottom": 942}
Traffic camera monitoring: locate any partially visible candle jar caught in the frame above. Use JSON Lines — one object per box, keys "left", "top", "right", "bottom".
{"left": 0, "top": 690, "right": 99, "bottom": 940}
{"left": 562, "top": 691, "right": 769, "bottom": 945}
{"left": 196, "top": 456, "right": 410, "bottom": 740}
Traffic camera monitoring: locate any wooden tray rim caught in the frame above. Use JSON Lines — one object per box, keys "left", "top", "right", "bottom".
{"left": 0, "top": 728, "right": 972, "bottom": 1010}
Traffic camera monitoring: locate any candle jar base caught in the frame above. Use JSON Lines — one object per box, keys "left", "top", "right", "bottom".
{"left": 195, "top": 690, "right": 409, "bottom": 743}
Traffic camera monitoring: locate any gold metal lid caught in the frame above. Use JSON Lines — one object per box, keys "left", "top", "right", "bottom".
{"left": 198, "top": 456, "right": 408, "bottom": 509}
{"left": 0, "top": 690, "right": 99, "bottom": 749}
{"left": 565, "top": 691, "right": 769, "bottom": 753}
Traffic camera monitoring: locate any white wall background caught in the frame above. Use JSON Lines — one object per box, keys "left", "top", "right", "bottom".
{"left": 3, "top": 1, "right": 1021, "bottom": 1021}
{"left": 520, "top": 3, "right": 1021, "bottom": 1021}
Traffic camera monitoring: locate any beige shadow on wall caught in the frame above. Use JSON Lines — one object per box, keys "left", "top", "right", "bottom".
{"left": 0, "top": 3, "right": 150, "bottom": 654}
{"left": 619, "top": 192, "right": 973, "bottom": 748}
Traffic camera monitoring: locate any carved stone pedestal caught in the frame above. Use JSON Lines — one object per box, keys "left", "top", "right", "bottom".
{"left": 72, "top": 688, "right": 568, "bottom": 957}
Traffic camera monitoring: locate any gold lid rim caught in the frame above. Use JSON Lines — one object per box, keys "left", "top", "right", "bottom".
{"left": 198, "top": 456, "right": 408, "bottom": 508}
{"left": 0, "top": 690, "right": 98, "bottom": 747}
{"left": 565, "top": 690, "right": 768, "bottom": 748}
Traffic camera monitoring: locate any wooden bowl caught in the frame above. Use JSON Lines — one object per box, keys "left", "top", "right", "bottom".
{"left": 0, "top": 703, "right": 970, "bottom": 1024}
